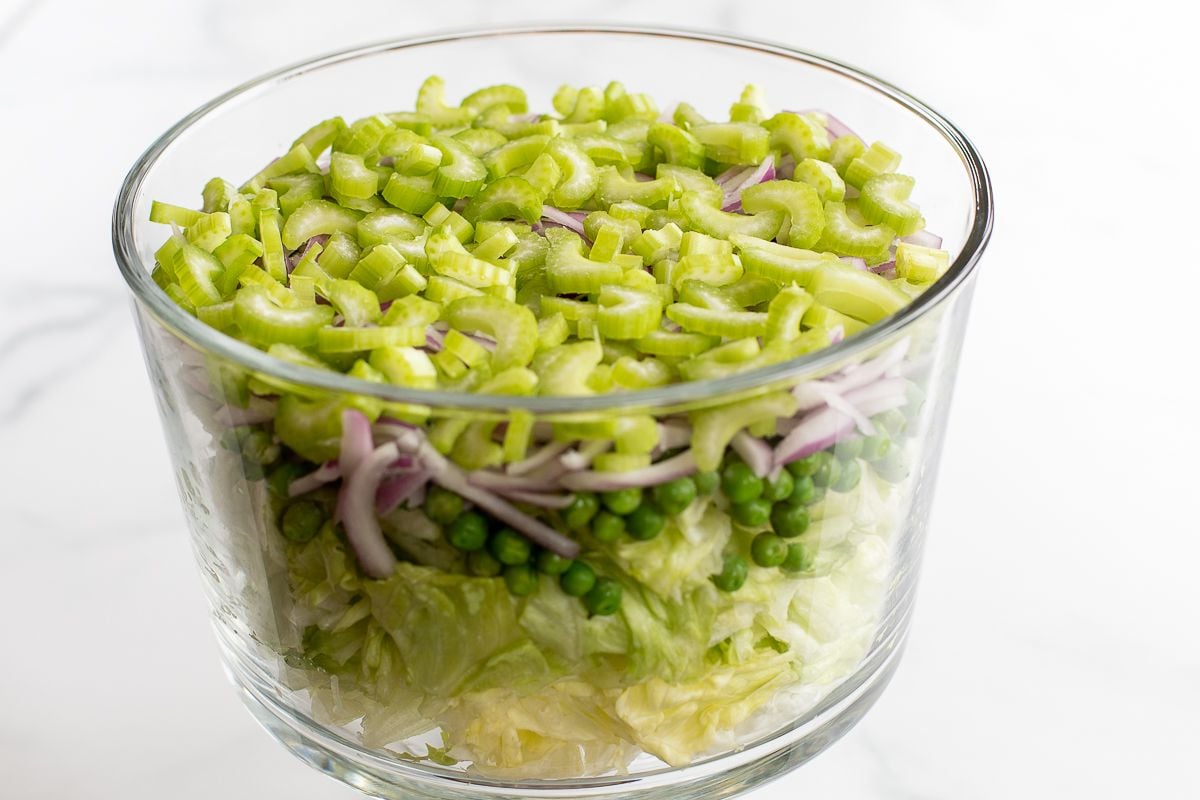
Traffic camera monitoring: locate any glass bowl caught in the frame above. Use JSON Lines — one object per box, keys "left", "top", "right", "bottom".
{"left": 112, "top": 24, "right": 991, "bottom": 800}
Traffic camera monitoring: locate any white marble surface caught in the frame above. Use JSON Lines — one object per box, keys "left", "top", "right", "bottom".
{"left": 1, "top": 1, "right": 1197, "bottom": 798}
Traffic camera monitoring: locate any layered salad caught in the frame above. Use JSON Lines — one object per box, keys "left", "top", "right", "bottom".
{"left": 148, "top": 76, "right": 949, "bottom": 778}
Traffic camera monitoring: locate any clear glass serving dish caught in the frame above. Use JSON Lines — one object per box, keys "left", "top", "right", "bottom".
{"left": 112, "top": 25, "right": 991, "bottom": 800}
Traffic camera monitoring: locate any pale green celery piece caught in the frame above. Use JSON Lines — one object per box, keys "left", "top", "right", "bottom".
{"left": 342, "top": 360, "right": 388, "bottom": 421}
{"left": 634, "top": 329, "right": 718, "bottom": 357}
{"left": 802, "top": 302, "right": 868, "bottom": 336}
{"left": 606, "top": 118, "right": 654, "bottom": 148}
{"left": 653, "top": 164, "right": 720, "bottom": 208}
{"left": 268, "top": 173, "right": 325, "bottom": 218}
{"left": 201, "top": 178, "right": 238, "bottom": 214}
{"left": 844, "top": 141, "right": 902, "bottom": 189}
{"left": 432, "top": 349, "right": 468, "bottom": 380}
{"left": 258, "top": 211, "right": 286, "bottom": 281}
{"left": 723, "top": 275, "right": 778, "bottom": 307}
{"left": 677, "top": 280, "right": 738, "bottom": 311}
{"left": 427, "top": 226, "right": 513, "bottom": 288}
{"left": 461, "top": 84, "right": 528, "bottom": 115}
{"left": 583, "top": 211, "right": 642, "bottom": 246}
{"left": 545, "top": 229, "right": 624, "bottom": 294}
{"left": 794, "top": 158, "right": 847, "bottom": 203}
{"left": 281, "top": 200, "right": 363, "bottom": 251}
{"left": 754, "top": 327, "right": 831, "bottom": 367}
{"left": 383, "top": 111, "right": 434, "bottom": 137}
{"left": 250, "top": 187, "right": 280, "bottom": 218}
{"left": 502, "top": 411, "right": 535, "bottom": 463}
{"left": 572, "top": 134, "right": 648, "bottom": 170}
{"left": 375, "top": 263, "right": 427, "bottom": 302}
{"left": 540, "top": 296, "right": 597, "bottom": 333}
{"left": 679, "top": 231, "right": 734, "bottom": 259}
{"left": 316, "top": 325, "right": 425, "bottom": 353}
{"left": 600, "top": 341, "right": 638, "bottom": 364}
{"left": 356, "top": 208, "right": 426, "bottom": 249}
{"left": 680, "top": 192, "right": 783, "bottom": 241}
{"left": 184, "top": 211, "right": 231, "bottom": 252}
{"left": 546, "top": 138, "right": 600, "bottom": 208}
{"left": 383, "top": 172, "right": 439, "bottom": 215}
{"left": 506, "top": 232, "right": 548, "bottom": 276}
{"left": 808, "top": 260, "right": 910, "bottom": 323}
{"left": 670, "top": 253, "right": 744, "bottom": 289}
{"left": 241, "top": 143, "right": 318, "bottom": 192}
{"left": 895, "top": 242, "right": 950, "bottom": 284}
{"left": 289, "top": 274, "right": 317, "bottom": 306}
{"left": 763, "top": 112, "right": 832, "bottom": 162}
{"left": 536, "top": 313, "right": 569, "bottom": 350}
{"left": 452, "top": 127, "right": 509, "bottom": 157}
{"left": 423, "top": 204, "right": 474, "bottom": 243}
{"left": 651, "top": 258, "right": 676, "bottom": 285}
{"left": 552, "top": 84, "right": 579, "bottom": 117}
{"left": 729, "top": 84, "right": 768, "bottom": 124}
{"left": 227, "top": 196, "right": 256, "bottom": 236}
{"left": 429, "top": 416, "right": 471, "bottom": 455}
{"left": 594, "top": 166, "right": 676, "bottom": 209}
{"left": 560, "top": 120, "right": 607, "bottom": 137}
{"left": 732, "top": 235, "right": 833, "bottom": 286}
{"left": 534, "top": 340, "right": 604, "bottom": 396}
{"left": 690, "top": 391, "right": 799, "bottom": 471}
{"left": 519, "top": 153, "right": 562, "bottom": 198}
{"left": 618, "top": 267, "right": 657, "bottom": 292}
{"left": 316, "top": 231, "right": 362, "bottom": 279}
{"left": 672, "top": 102, "right": 708, "bottom": 130}
{"left": 644, "top": 205, "right": 690, "bottom": 231}
{"left": 452, "top": 420, "right": 504, "bottom": 470}
{"left": 593, "top": 452, "right": 651, "bottom": 472}
{"left": 829, "top": 135, "right": 866, "bottom": 176}
{"left": 764, "top": 286, "right": 814, "bottom": 341}
{"left": 291, "top": 116, "right": 345, "bottom": 158}
{"left": 605, "top": 85, "right": 658, "bottom": 123}
{"left": 430, "top": 135, "right": 488, "bottom": 198}
{"left": 369, "top": 346, "right": 437, "bottom": 389}
{"left": 385, "top": 233, "right": 431, "bottom": 272}
{"left": 349, "top": 244, "right": 404, "bottom": 291}
{"left": 425, "top": 274, "right": 483, "bottom": 303}
{"left": 631, "top": 222, "right": 683, "bottom": 264}
{"left": 666, "top": 302, "right": 768, "bottom": 338}
{"left": 213, "top": 234, "right": 264, "bottom": 295}
{"left": 442, "top": 329, "right": 489, "bottom": 368}
{"left": 162, "top": 283, "right": 194, "bottom": 314}
{"left": 415, "top": 76, "right": 475, "bottom": 127}
{"left": 471, "top": 228, "right": 520, "bottom": 262}
{"left": 482, "top": 135, "right": 549, "bottom": 178}
{"left": 381, "top": 294, "right": 441, "bottom": 327}
{"left": 397, "top": 142, "right": 443, "bottom": 175}
{"left": 858, "top": 173, "right": 925, "bottom": 236}
{"left": 693, "top": 122, "right": 770, "bottom": 165}
{"left": 563, "top": 86, "right": 605, "bottom": 123}
{"left": 330, "top": 152, "right": 379, "bottom": 200}
{"left": 196, "top": 300, "right": 236, "bottom": 331}
{"left": 597, "top": 284, "right": 663, "bottom": 340}
{"left": 607, "top": 201, "right": 653, "bottom": 227}
{"left": 611, "top": 356, "right": 674, "bottom": 388}
{"left": 588, "top": 225, "right": 625, "bottom": 263}
{"left": 150, "top": 201, "right": 205, "bottom": 227}
{"left": 478, "top": 108, "right": 560, "bottom": 139}
{"left": 237, "top": 265, "right": 296, "bottom": 309}
{"left": 551, "top": 417, "right": 618, "bottom": 441}
{"left": 443, "top": 294, "right": 538, "bottom": 371}
{"left": 475, "top": 220, "right": 531, "bottom": 240}
{"left": 677, "top": 337, "right": 761, "bottom": 381}
{"left": 329, "top": 190, "right": 386, "bottom": 214}
{"left": 168, "top": 236, "right": 224, "bottom": 308}
{"left": 740, "top": 180, "right": 825, "bottom": 249}
{"left": 233, "top": 285, "right": 334, "bottom": 347}
{"left": 461, "top": 177, "right": 542, "bottom": 225}
{"left": 814, "top": 201, "right": 896, "bottom": 262}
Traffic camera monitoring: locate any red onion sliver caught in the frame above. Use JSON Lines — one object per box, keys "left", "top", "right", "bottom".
{"left": 901, "top": 230, "right": 943, "bottom": 249}
{"left": 339, "top": 442, "right": 401, "bottom": 578}
{"left": 214, "top": 396, "right": 277, "bottom": 427}
{"left": 468, "top": 469, "right": 561, "bottom": 494}
{"left": 540, "top": 205, "right": 587, "bottom": 236}
{"left": 495, "top": 489, "right": 577, "bottom": 509}
{"left": 288, "top": 461, "right": 341, "bottom": 497}
{"left": 775, "top": 154, "right": 796, "bottom": 180}
{"left": 375, "top": 470, "right": 430, "bottom": 516}
{"left": 507, "top": 441, "right": 571, "bottom": 476}
{"left": 731, "top": 431, "right": 774, "bottom": 478}
{"left": 841, "top": 256, "right": 868, "bottom": 271}
{"left": 559, "top": 450, "right": 697, "bottom": 492}
{"left": 339, "top": 409, "right": 375, "bottom": 477}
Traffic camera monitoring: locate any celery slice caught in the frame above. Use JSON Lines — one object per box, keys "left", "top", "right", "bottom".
{"left": 593, "top": 452, "right": 651, "bottom": 472}
{"left": 233, "top": 285, "right": 334, "bottom": 346}
{"left": 764, "top": 286, "right": 814, "bottom": 341}
{"left": 830, "top": 135, "right": 866, "bottom": 175}
{"left": 630, "top": 222, "right": 683, "bottom": 265}
{"left": 453, "top": 127, "right": 509, "bottom": 157}
{"left": 844, "top": 141, "right": 902, "bottom": 189}
{"left": 471, "top": 228, "right": 519, "bottom": 263}
{"left": 680, "top": 192, "right": 783, "bottom": 241}
{"left": 597, "top": 284, "right": 663, "bottom": 340}
{"left": 382, "top": 173, "right": 439, "bottom": 215}
{"left": 150, "top": 201, "right": 204, "bottom": 227}
{"left": 357, "top": 208, "right": 426, "bottom": 248}
{"left": 316, "top": 231, "right": 362, "bottom": 279}
{"left": 895, "top": 242, "right": 950, "bottom": 284}
{"left": 594, "top": 166, "right": 676, "bottom": 209}
{"left": 794, "top": 158, "right": 846, "bottom": 203}
{"left": 693, "top": 122, "right": 770, "bottom": 165}
{"left": 611, "top": 356, "right": 674, "bottom": 389}
{"left": 634, "top": 329, "right": 718, "bottom": 357}
{"left": 732, "top": 235, "right": 833, "bottom": 286}
{"left": 647, "top": 122, "right": 705, "bottom": 170}
{"left": 670, "top": 253, "right": 744, "bottom": 289}
{"left": 330, "top": 152, "right": 379, "bottom": 200}
{"left": 381, "top": 294, "right": 441, "bottom": 327}
{"left": 690, "top": 391, "right": 799, "bottom": 471}
{"left": 427, "top": 226, "right": 513, "bottom": 288}
{"left": 858, "top": 173, "right": 925, "bottom": 236}
{"left": 369, "top": 346, "right": 437, "bottom": 388}
{"left": 740, "top": 180, "right": 825, "bottom": 249}
{"left": 807, "top": 260, "right": 910, "bottom": 323}
{"left": 502, "top": 411, "right": 534, "bottom": 462}
{"left": 534, "top": 340, "right": 603, "bottom": 396}
{"left": 546, "top": 138, "right": 599, "bottom": 208}
{"left": 665, "top": 302, "right": 768, "bottom": 338}
{"left": 415, "top": 76, "right": 474, "bottom": 127}
{"left": 587, "top": 225, "right": 624, "bottom": 263}
{"left": 673, "top": 102, "right": 709, "bottom": 130}
{"left": 291, "top": 116, "right": 345, "bottom": 158}
{"left": 324, "top": 279, "right": 381, "bottom": 327}
{"left": 429, "top": 135, "right": 488, "bottom": 198}
{"left": 482, "top": 135, "right": 550, "bottom": 179}
{"left": 258, "top": 211, "right": 286, "bottom": 282}
{"left": 814, "top": 201, "right": 896, "bottom": 262}
{"left": 545, "top": 229, "right": 624, "bottom": 294}
{"left": 583, "top": 211, "right": 641, "bottom": 246}
{"left": 677, "top": 337, "right": 761, "bottom": 381}
{"left": 281, "top": 200, "right": 363, "bottom": 251}
{"left": 316, "top": 325, "right": 425, "bottom": 353}
{"left": 461, "top": 176, "right": 542, "bottom": 225}
{"left": 763, "top": 112, "right": 832, "bottom": 162}
{"left": 655, "top": 164, "right": 722, "bottom": 205}
{"left": 443, "top": 295, "right": 538, "bottom": 371}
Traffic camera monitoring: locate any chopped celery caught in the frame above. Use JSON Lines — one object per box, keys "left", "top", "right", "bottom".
{"left": 679, "top": 193, "right": 783, "bottom": 241}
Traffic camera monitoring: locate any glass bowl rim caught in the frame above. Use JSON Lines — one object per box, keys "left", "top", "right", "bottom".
{"left": 112, "top": 23, "right": 993, "bottom": 414}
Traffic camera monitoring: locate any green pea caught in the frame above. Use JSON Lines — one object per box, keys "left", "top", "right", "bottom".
{"left": 489, "top": 527, "right": 533, "bottom": 565}
{"left": 770, "top": 502, "right": 810, "bottom": 538}
{"left": 732, "top": 498, "right": 772, "bottom": 527}
{"left": 564, "top": 492, "right": 600, "bottom": 530}
{"left": 601, "top": 488, "right": 643, "bottom": 515}
{"left": 504, "top": 564, "right": 539, "bottom": 596}
{"left": 591, "top": 511, "right": 626, "bottom": 543}
{"left": 560, "top": 562, "right": 597, "bottom": 596}
{"left": 751, "top": 532, "right": 787, "bottom": 567}
{"left": 810, "top": 485, "right": 828, "bottom": 505}
{"left": 583, "top": 577, "right": 623, "bottom": 616}
{"left": 859, "top": 433, "right": 891, "bottom": 461}
{"left": 535, "top": 549, "right": 573, "bottom": 576}
{"left": 832, "top": 457, "right": 862, "bottom": 492}
{"left": 447, "top": 511, "right": 489, "bottom": 551}
{"left": 788, "top": 475, "right": 816, "bottom": 506}
{"left": 781, "top": 542, "right": 814, "bottom": 573}
{"left": 711, "top": 554, "right": 749, "bottom": 592}
{"left": 835, "top": 437, "right": 863, "bottom": 461}
{"left": 467, "top": 549, "right": 503, "bottom": 577}
{"left": 760, "top": 470, "right": 794, "bottom": 503}
{"left": 785, "top": 453, "right": 822, "bottom": 479}
{"left": 239, "top": 429, "right": 281, "bottom": 467}
{"left": 266, "top": 461, "right": 307, "bottom": 498}
{"left": 280, "top": 500, "right": 324, "bottom": 543}
{"left": 811, "top": 452, "right": 839, "bottom": 488}
{"left": 652, "top": 477, "right": 697, "bottom": 515}
{"left": 721, "top": 462, "right": 764, "bottom": 504}
{"left": 874, "top": 409, "right": 907, "bottom": 438}
{"left": 626, "top": 503, "right": 666, "bottom": 541}
{"left": 693, "top": 470, "right": 719, "bottom": 495}
{"left": 424, "top": 485, "right": 464, "bottom": 525}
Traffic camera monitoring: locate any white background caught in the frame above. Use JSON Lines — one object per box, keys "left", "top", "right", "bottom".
{"left": 1, "top": 1, "right": 1196, "bottom": 798}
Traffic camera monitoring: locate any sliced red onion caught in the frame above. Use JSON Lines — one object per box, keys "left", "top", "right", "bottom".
{"left": 901, "top": 230, "right": 943, "bottom": 249}
{"left": 286, "top": 234, "right": 329, "bottom": 273}
{"left": 775, "top": 154, "right": 796, "bottom": 180}
{"left": 828, "top": 325, "right": 845, "bottom": 344}
{"left": 869, "top": 260, "right": 896, "bottom": 277}
{"left": 494, "top": 489, "right": 577, "bottom": 509}
{"left": 468, "top": 469, "right": 561, "bottom": 494}
{"left": 793, "top": 109, "right": 859, "bottom": 141}
{"left": 339, "top": 409, "right": 375, "bottom": 477}
{"left": 559, "top": 440, "right": 611, "bottom": 471}
{"left": 715, "top": 164, "right": 753, "bottom": 187}
{"left": 375, "top": 469, "right": 430, "bottom": 516}
{"left": 657, "top": 420, "right": 693, "bottom": 453}
{"left": 288, "top": 461, "right": 341, "bottom": 497}
{"left": 774, "top": 382, "right": 909, "bottom": 467}
{"left": 339, "top": 442, "right": 401, "bottom": 578}
{"left": 540, "top": 205, "right": 586, "bottom": 236}
{"left": 809, "top": 381, "right": 877, "bottom": 436}
{"left": 214, "top": 395, "right": 277, "bottom": 426}
{"left": 822, "top": 340, "right": 910, "bottom": 396}
{"left": 559, "top": 450, "right": 697, "bottom": 492}
{"left": 722, "top": 155, "right": 775, "bottom": 211}
{"left": 507, "top": 441, "right": 571, "bottom": 476}
{"left": 424, "top": 326, "right": 445, "bottom": 352}
{"left": 841, "top": 256, "right": 868, "bottom": 271}
{"left": 634, "top": 172, "right": 655, "bottom": 182}
{"left": 731, "top": 431, "right": 774, "bottom": 478}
